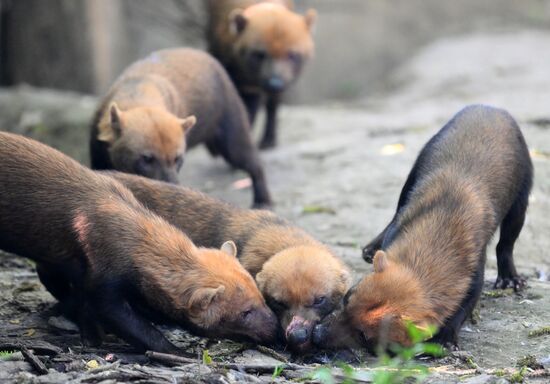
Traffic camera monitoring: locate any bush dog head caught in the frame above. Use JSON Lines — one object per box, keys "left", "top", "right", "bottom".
{"left": 97, "top": 102, "right": 196, "bottom": 183}
{"left": 228, "top": 2, "right": 316, "bottom": 93}
{"left": 74, "top": 200, "right": 278, "bottom": 344}
{"left": 184, "top": 241, "right": 279, "bottom": 342}
{"left": 255, "top": 245, "right": 351, "bottom": 352}
{"left": 313, "top": 250, "right": 438, "bottom": 351}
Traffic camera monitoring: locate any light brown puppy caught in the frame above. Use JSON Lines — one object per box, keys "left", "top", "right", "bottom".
{"left": 106, "top": 171, "right": 351, "bottom": 352}
{"left": 90, "top": 48, "right": 271, "bottom": 207}
{"left": 0, "top": 132, "right": 277, "bottom": 353}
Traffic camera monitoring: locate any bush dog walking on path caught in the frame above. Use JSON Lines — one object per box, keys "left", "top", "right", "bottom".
{"left": 0, "top": 132, "right": 277, "bottom": 353}
{"left": 105, "top": 171, "right": 351, "bottom": 352}
{"left": 207, "top": 0, "right": 316, "bottom": 149}
{"left": 313, "top": 105, "right": 533, "bottom": 350}
{"left": 90, "top": 48, "right": 271, "bottom": 207}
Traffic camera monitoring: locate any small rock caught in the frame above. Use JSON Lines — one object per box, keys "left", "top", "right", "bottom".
{"left": 48, "top": 315, "right": 79, "bottom": 332}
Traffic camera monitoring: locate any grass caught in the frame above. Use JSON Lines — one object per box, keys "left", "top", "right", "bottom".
{"left": 0, "top": 350, "right": 15, "bottom": 359}
{"left": 527, "top": 326, "right": 550, "bottom": 338}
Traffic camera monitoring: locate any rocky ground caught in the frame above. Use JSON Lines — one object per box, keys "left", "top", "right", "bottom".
{"left": 1, "top": 30, "right": 550, "bottom": 383}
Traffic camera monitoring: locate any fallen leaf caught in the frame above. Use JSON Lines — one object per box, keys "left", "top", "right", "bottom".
{"left": 380, "top": 143, "right": 405, "bottom": 156}
{"left": 302, "top": 205, "right": 336, "bottom": 215}
{"left": 530, "top": 149, "right": 550, "bottom": 159}
{"left": 86, "top": 359, "right": 99, "bottom": 370}
{"left": 105, "top": 353, "right": 116, "bottom": 362}
{"left": 232, "top": 178, "right": 252, "bottom": 190}
{"left": 9, "top": 319, "right": 20, "bottom": 324}
{"left": 23, "top": 329, "right": 35, "bottom": 337}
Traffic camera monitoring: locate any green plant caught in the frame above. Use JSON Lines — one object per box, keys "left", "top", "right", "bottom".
{"left": 509, "top": 366, "right": 527, "bottom": 383}
{"left": 307, "top": 322, "right": 444, "bottom": 384}
{"left": 272, "top": 364, "right": 285, "bottom": 379}
{"left": 372, "top": 322, "right": 444, "bottom": 384}
{"left": 202, "top": 349, "right": 212, "bottom": 365}
{"left": 0, "top": 350, "right": 15, "bottom": 359}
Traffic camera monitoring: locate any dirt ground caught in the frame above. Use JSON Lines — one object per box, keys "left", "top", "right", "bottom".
{"left": 1, "top": 30, "right": 549, "bottom": 383}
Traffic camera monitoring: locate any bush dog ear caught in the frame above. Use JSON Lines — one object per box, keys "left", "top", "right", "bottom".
{"left": 220, "top": 240, "right": 237, "bottom": 257}
{"left": 255, "top": 270, "right": 267, "bottom": 293}
{"left": 97, "top": 102, "right": 124, "bottom": 142}
{"left": 109, "top": 102, "right": 124, "bottom": 137}
{"left": 188, "top": 285, "right": 226, "bottom": 311}
{"left": 180, "top": 115, "right": 196, "bottom": 133}
{"left": 229, "top": 9, "right": 247, "bottom": 35}
{"left": 373, "top": 250, "right": 389, "bottom": 273}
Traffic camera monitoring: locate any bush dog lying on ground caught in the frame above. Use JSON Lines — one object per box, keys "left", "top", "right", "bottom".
{"left": 312, "top": 105, "right": 533, "bottom": 350}
{"left": 105, "top": 171, "right": 351, "bottom": 352}
{"left": 206, "top": 0, "right": 316, "bottom": 149}
{"left": 0, "top": 132, "right": 277, "bottom": 353}
{"left": 90, "top": 48, "right": 271, "bottom": 207}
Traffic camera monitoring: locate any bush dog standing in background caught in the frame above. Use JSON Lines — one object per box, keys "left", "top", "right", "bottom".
{"left": 105, "top": 171, "right": 351, "bottom": 352}
{"left": 207, "top": 0, "right": 316, "bottom": 149}
{"left": 312, "top": 105, "right": 533, "bottom": 350}
{"left": 0, "top": 132, "right": 277, "bottom": 353}
{"left": 90, "top": 48, "right": 272, "bottom": 208}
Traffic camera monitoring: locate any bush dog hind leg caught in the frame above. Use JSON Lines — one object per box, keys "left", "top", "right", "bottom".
{"left": 494, "top": 180, "right": 531, "bottom": 290}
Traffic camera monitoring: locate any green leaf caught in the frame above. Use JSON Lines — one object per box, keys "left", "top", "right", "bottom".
{"left": 421, "top": 343, "right": 445, "bottom": 357}
{"left": 311, "top": 367, "right": 335, "bottom": 384}
{"left": 272, "top": 364, "right": 285, "bottom": 379}
{"left": 202, "top": 349, "right": 212, "bottom": 365}
{"left": 302, "top": 205, "right": 336, "bottom": 215}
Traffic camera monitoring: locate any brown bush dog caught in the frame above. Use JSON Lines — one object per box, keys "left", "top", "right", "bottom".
{"left": 104, "top": 171, "right": 351, "bottom": 352}
{"left": 0, "top": 132, "right": 277, "bottom": 353}
{"left": 90, "top": 48, "right": 272, "bottom": 207}
{"left": 206, "top": 0, "right": 316, "bottom": 149}
{"left": 313, "top": 105, "right": 533, "bottom": 350}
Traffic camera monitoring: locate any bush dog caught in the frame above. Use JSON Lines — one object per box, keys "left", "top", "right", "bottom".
{"left": 104, "top": 171, "right": 351, "bottom": 352}
{"left": 0, "top": 132, "right": 277, "bottom": 352}
{"left": 90, "top": 48, "right": 271, "bottom": 207}
{"left": 206, "top": 0, "right": 316, "bottom": 149}
{"left": 313, "top": 105, "right": 533, "bottom": 350}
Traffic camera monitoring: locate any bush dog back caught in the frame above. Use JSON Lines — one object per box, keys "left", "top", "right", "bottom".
{"left": 0, "top": 132, "right": 277, "bottom": 352}
{"left": 313, "top": 105, "right": 533, "bottom": 350}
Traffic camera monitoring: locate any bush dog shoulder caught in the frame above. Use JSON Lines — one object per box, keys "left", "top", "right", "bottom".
{"left": 207, "top": 0, "right": 316, "bottom": 149}
{"left": 313, "top": 105, "right": 533, "bottom": 350}
{"left": 90, "top": 47, "right": 271, "bottom": 207}
{"left": 106, "top": 171, "right": 351, "bottom": 352}
{"left": 0, "top": 132, "right": 277, "bottom": 352}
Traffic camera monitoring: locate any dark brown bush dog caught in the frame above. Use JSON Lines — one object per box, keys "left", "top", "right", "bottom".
{"left": 206, "top": 0, "right": 316, "bottom": 149}
{"left": 313, "top": 105, "right": 533, "bottom": 350}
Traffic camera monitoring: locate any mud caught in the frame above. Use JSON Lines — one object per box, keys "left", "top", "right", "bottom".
{"left": 1, "top": 30, "right": 549, "bottom": 383}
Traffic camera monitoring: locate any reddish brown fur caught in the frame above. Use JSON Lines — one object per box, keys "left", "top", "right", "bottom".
{"left": 0, "top": 132, "right": 276, "bottom": 352}
{"left": 104, "top": 171, "right": 351, "bottom": 351}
